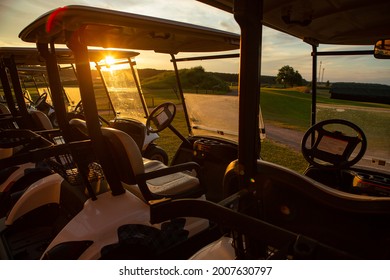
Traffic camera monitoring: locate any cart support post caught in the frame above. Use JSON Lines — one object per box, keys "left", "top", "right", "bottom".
{"left": 234, "top": 0, "right": 263, "bottom": 189}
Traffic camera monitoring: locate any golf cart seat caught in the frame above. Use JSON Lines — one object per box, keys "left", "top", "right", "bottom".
{"left": 101, "top": 126, "right": 204, "bottom": 202}
{"left": 29, "top": 109, "right": 53, "bottom": 130}
{"left": 69, "top": 118, "right": 204, "bottom": 202}
{"left": 109, "top": 118, "right": 146, "bottom": 152}
{"left": 0, "top": 103, "right": 11, "bottom": 115}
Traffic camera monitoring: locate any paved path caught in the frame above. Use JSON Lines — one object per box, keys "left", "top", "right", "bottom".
{"left": 264, "top": 124, "right": 303, "bottom": 152}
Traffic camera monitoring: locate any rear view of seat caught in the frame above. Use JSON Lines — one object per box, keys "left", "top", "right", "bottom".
{"left": 101, "top": 126, "right": 203, "bottom": 202}
{"left": 69, "top": 118, "right": 204, "bottom": 202}
{"left": 0, "top": 103, "right": 11, "bottom": 114}
{"left": 28, "top": 109, "right": 53, "bottom": 130}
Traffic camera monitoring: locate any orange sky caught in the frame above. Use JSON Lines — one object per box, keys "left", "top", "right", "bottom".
{"left": 1, "top": 0, "right": 389, "bottom": 85}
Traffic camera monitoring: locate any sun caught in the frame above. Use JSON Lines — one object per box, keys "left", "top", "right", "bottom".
{"left": 104, "top": 55, "right": 115, "bottom": 67}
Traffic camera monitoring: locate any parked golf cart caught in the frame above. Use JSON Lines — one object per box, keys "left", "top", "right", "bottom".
{"left": 186, "top": 0, "right": 390, "bottom": 259}
{"left": 0, "top": 48, "right": 146, "bottom": 217}
{"left": 19, "top": 67, "right": 60, "bottom": 127}
{"left": 0, "top": 47, "right": 80, "bottom": 130}
{"left": 0, "top": 47, "right": 77, "bottom": 218}
{"left": 0, "top": 6, "right": 245, "bottom": 260}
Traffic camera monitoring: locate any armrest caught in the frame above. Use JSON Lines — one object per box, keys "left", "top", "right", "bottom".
{"left": 135, "top": 161, "right": 202, "bottom": 202}
{"left": 0, "top": 140, "right": 93, "bottom": 169}
{"left": 136, "top": 162, "right": 200, "bottom": 182}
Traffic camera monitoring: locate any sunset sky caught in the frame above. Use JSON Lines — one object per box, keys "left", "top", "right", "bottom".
{"left": 1, "top": 0, "right": 389, "bottom": 85}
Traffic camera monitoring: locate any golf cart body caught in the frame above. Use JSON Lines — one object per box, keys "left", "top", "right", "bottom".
{"left": 0, "top": 5, "right": 246, "bottom": 260}
{"left": 0, "top": 47, "right": 79, "bottom": 218}
{"left": 0, "top": 47, "right": 164, "bottom": 217}
{"left": 185, "top": 0, "right": 390, "bottom": 259}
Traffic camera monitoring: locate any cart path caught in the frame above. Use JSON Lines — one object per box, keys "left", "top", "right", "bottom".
{"left": 265, "top": 124, "right": 303, "bottom": 152}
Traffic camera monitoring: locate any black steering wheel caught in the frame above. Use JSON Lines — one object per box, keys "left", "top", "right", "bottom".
{"left": 146, "top": 102, "right": 176, "bottom": 133}
{"left": 73, "top": 100, "right": 84, "bottom": 114}
{"left": 35, "top": 92, "right": 48, "bottom": 109}
{"left": 301, "top": 119, "right": 367, "bottom": 169}
{"left": 68, "top": 100, "right": 109, "bottom": 126}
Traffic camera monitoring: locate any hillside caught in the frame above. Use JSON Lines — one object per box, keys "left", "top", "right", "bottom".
{"left": 139, "top": 66, "right": 231, "bottom": 92}
{"left": 138, "top": 67, "right": 277, "bottom": 91}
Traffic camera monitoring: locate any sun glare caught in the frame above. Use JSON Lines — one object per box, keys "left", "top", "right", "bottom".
{"left": 105, "top": 55, "right": 116, "bottom": 66}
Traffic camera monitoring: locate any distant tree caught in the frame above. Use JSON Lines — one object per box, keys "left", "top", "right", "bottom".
{"left": 276, "top": 65, "right": 303, "bottom": 87}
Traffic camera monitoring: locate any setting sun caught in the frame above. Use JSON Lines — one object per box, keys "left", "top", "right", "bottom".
{"left": 104, "top": 55, "right": 115, "bottom": 67}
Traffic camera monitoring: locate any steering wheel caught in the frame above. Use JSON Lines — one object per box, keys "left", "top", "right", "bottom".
{"left": 73, "top": 100, "right": 84, "bottom": 114}
{"left": 301, "top": 119, "right": 367, "bottom": 169}
{"left": 35, "top": 92, "right": 48, "bottom": 108}
{"left": 146, "top": 102, "right": 176, "bottom": 133}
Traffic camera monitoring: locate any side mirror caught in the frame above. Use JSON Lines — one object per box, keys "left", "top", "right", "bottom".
{"left": 374, "top": 39, "right": 390, "bottom": 59}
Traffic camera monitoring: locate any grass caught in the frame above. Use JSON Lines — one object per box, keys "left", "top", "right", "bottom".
{"left": 261, "top": 88, "right": 312, "bottom": 131}
{"left": 260, "top": 87, "right": 390, "bottom": 131}
{"left": 261, "top": 139, "right": 308, "bottom": 174}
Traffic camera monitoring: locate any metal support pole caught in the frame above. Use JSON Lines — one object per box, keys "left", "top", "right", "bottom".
{"left": 311, "top": 45, "right": 317, "bottom": 128}
{"left": 170, "top": 53, "right": 192, "bottom": 135}
{"left": 67, "top": 29, "right": 124, "bottom": 196}
{"left": 234, "top": 0, "right": 263, "bottom": 189}
{"left": 3, "top": 56, "right": 33, "bottom": 128}
{"left": 129, "top": 58, "right": 149, "bottom": 118}
{"left": 37, "top": 43, "right": 71, "bottom": 139}
{"left": 0, "top": 63, "right": 18, "bottom": 117}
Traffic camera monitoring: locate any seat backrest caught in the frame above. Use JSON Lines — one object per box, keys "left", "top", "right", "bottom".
{"left": 69, "top": 118, "right": 145, "bottom": 184}
{"left": 68, "top": 118, "right": 90, "bottom": 141}
{"left": 101, "top": 126, "right": 145, "bottom": 185}
{"left": 0, "top": 103, "right": 11, "bottom": 114}
{"left": 109, "top": 118, "right": 146, "bottom": 152}
{"left": 29, "top": 109, "right": 53, "bottom": 130}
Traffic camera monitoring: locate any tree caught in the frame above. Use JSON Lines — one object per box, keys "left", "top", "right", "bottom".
{"left": 276, "top": 65, "right": 303, "bottom": 88}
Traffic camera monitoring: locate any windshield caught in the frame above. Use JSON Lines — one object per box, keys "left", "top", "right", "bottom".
{"left": 97, "top": 60, "right": 147, "bottom": 123}
{"left": 19, "top": 65, "right": 81, "bottom": 111}
{"left": 185, "top": 93, "right": 265, "bottom": 142}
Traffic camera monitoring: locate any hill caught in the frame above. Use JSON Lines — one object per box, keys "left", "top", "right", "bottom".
{"left": 139, "top": 66, "right": 231, "bottom": 92}
{"left": 138, "top": 67, "right": 277, "bottom": 91}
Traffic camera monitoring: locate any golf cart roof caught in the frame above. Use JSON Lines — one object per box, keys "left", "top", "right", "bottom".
{"left": 0, "top": 47, "right": 139, "bottom": 65}
{"left": 198, "top": 0, "right": 390, "bottom": 46}
{"left": 19, "top": 5, "right": 240, "bottom": 54}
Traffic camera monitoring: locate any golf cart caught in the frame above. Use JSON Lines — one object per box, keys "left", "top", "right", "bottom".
{"left": 16, "top": 47, "right": 171, "bottom": 164}
{"left": 187, "top": 0, "right": 390, "bottom": 259}
{"left": 0, "top": 48, "right": 164, "bottom": 221}
{"left": 0, "top": 6, "right": 245, "bottom": 260}
{"left": 0, "top": 47, "right": 79, "bottom": 218}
